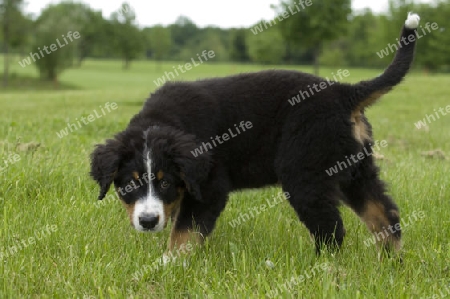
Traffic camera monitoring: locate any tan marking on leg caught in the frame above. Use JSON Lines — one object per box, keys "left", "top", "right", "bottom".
{"left": 168, "top": 228, "right": 202, "bottom": 251}
{"left": 361, "top": 201, "right": 401, "bottom": 251}
{"left": 163, "top": 200, "right": 181, "bottom": 228}
{"left": 389, "top": 209, "right": 400, "bottom": 219}
{"left": 156, "top": 170, "right": 164, "bottom": 180}
{"left": 167, "top": 188, "right": 201, "bottom": 251}
{"left": 132, "top": 171, "right": 139, "bottom": 180}
{"left": 361, "top": 201, "right": 387, "bottom": 231}
{"left": 163, "top": 188, "right": 184, "bottom": 227}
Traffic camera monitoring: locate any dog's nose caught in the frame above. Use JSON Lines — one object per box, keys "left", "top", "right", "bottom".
{"left": 139, "top": 214, "right": 159, "bottom": 230}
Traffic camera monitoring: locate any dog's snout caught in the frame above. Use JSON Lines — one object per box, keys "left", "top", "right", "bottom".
{"left": 138, "top": 214, "right": 160, "bottom": 230}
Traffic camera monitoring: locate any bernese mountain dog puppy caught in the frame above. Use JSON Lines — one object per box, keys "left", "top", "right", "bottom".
{"left": 90, "top": 13, "right": 420, "bottom": 254}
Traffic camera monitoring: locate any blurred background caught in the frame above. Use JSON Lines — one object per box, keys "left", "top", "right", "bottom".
{"left": 0, "top": 0, "right": 449, "bottom": 88}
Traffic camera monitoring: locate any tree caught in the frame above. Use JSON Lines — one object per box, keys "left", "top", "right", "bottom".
{"left": 73, "top": 6, "right": 106, "bottom": 66}
{"left": 148, "top": 25, "right": 171, "bottom": 69}
{"left": 342, "top": 9, "right": 386, "bottom": 68}
{"left": 110, "top": 3, "right": 144, "bottom": 69}
{"left": 229, "top": 28, "right": 250, "bottom": 62}
{"left": 194, "top": 27, "right": 229, "bottom": 62}
{"left": 247, "top": 25, "right": 286, "bottom": 64}
{"left": 419, "top": 1, "right": 450, "bottom": 71}
{"left": 274, "top": 0, "right": 351, "bottom": 75}
{"left": 168, "top": 16, "right": 199, "bottom": 59}
{"left": 32, "top": 3, "right": 82, "bottom": 81}
{"left": 0, "top": 0, "right": 26, "bottom": 86}
{"left": 170, "top": 16, "right": 198, "bottom": 47}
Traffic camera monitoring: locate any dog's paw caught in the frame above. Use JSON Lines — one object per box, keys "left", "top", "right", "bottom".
{"left": 405, "top": 12, "right": 420, "bottom": 29}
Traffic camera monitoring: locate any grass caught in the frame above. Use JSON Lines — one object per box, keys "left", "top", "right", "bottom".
{"left": 1, "top": 58, "right": 449, "bottom": 298}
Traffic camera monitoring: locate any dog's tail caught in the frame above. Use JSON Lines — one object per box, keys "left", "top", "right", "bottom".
{"left": 347, "top": 13, "right": 420, "bottom": 110}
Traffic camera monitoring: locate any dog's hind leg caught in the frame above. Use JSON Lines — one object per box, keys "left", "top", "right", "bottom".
{"left": 340, "top": 155, "right": 401, "bottom": 253}
{"left": 279, "top": 171, "right": 346, "bottom": 253}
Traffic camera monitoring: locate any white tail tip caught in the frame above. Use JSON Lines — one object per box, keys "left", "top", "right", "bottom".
{"left": 405, "top": 12, "right": 420, "bottom": 29}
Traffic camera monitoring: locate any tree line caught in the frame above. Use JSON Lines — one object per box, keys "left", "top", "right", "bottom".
{"left": 1, "top": 0, "right": 449, "bottom": 85}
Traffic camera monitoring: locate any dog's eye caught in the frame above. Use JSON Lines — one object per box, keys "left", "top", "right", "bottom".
{"left": 160, "top": 180, "right": 170, "bottom": 189}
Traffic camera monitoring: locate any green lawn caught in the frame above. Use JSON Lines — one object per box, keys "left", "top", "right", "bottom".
{"left": 1, "top": 58, "right": 449, "bottom": 298}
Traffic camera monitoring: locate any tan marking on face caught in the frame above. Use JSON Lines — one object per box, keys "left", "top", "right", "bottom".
{"left": 116, "top": 188, "right": 136, "bottom": 225}
{"left": 361, "top": 201, "right": 401, "bottom": 252}
{"left": 132, "top": 171, "right": 139, "bottom": 180}
{"left": 123, "top": 202, "right": 136, "bottom": 224}
{"left": 156, "top": 170, "right": 164, "bottom": 181}
{"left": 120, "top": 199, "right": 135, "bottom": 225}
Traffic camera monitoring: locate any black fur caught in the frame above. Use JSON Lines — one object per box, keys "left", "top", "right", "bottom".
{"left": 90, "top": 20, "right": 418, "bottom": 253}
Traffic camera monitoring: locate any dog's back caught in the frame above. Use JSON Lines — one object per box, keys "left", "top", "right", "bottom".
{"left": 143, "top": 12, "right": 420, "bottom": 145}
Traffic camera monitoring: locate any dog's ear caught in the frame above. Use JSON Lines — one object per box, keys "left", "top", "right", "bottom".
{"left": 89, "top": 139, "right": 123, "bottom": 200}
{"left": 176, "top": 151, "right": 211, "bottom": 202}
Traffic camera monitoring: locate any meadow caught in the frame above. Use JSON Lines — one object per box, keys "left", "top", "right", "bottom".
{"left": 1, "top": 57, "right": 449, "bottom": 298}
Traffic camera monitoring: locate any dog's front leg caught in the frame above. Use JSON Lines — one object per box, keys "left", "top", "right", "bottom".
{"left": 167, "top": 192, "right": 227, "bottom": 252}
{"left": 168, "top": 228, "right": 202, "bottom": 251}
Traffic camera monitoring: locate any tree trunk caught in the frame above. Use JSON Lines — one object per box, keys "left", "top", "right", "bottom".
{"left": 3, "top": 43, "right": 8, "bottom": 87}
{"left": 77, "top": 55, "right": 85, "bottom": 68}
{"left": 313, "top": 50, "right": 319, "bottom": 76}
{"left": 48, "top": 67, "right": 57, "bottom": 81}
{"left": 285, "top": 42, "right": 291, "bottom": 65}
{"left": 123, "top": 58, "right": 130, "bottom": 70}
{"left": 47, "top": 67, "right": 59, "bottom": 88}
{"left": 313, "top": 44, "right": 322, "bottom": 76}
{"left": 53, "top": 76, "right": 59, "bottom": 89}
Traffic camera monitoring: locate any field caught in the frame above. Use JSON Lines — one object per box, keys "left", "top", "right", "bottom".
{"left": 1, "top": 58, "right": 449, "bottom": 298}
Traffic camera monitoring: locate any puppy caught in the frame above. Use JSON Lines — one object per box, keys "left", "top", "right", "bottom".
{"left": 90, "top": 13, "right": 420, "bottom": 254}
